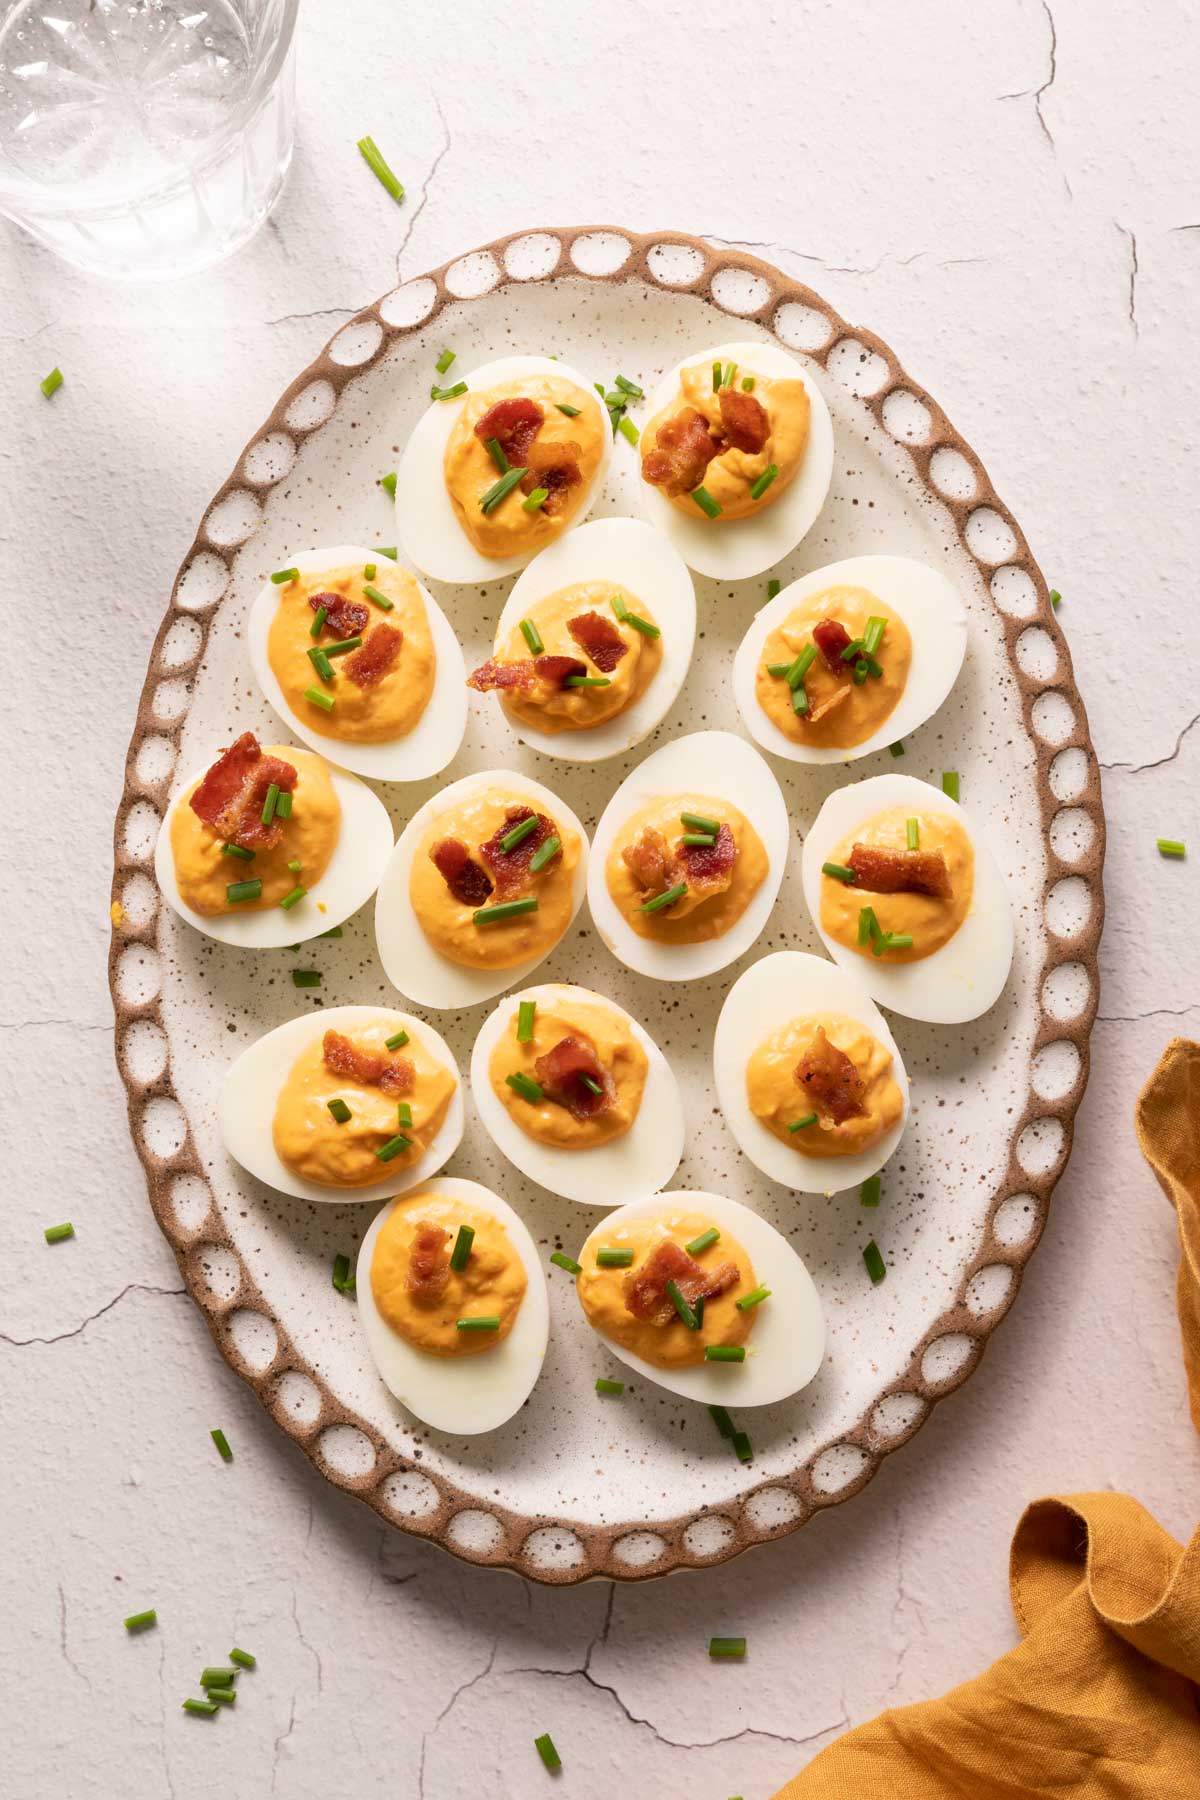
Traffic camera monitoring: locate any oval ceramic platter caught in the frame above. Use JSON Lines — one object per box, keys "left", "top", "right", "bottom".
{"left": 110, "top": 228, "right": 1104, "bottom": 1585}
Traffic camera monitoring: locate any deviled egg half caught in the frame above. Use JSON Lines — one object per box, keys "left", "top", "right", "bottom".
{"left": 801, "top": 773, "right": 1014, "bottom": 1023}
{"left": 375, "top": 769, "right": 589, "bottom": 1009}
{"left": 466, "top": 517, "right": 696, "bottom": 762}
{"left": 357, "top": 1179, "right": 549, "bottom": 1434}
{"left": 470, "top": 984, "right": 684, "bottom": 1207}
{"left": 715, "top": 952, "right": 909, "bottom": 1194}
{"left": 588, "top": 730, "right": 788, "bottom": 981}
{"left": 394, "top": 354, "right": 611, "bottom": 583}
{"left": 218, "top": 1005, "right": 463, "bottom": 1204}
{"left": 638, "top": 340, "right": 834, "bottom": 581}
{"left": 155, "top": 731, "right": 393, "bottom": 950}
{"left": 247, "top": 544, "right": 466, "bottom": 781}
{"left": 573, "top": 1192, "right": 825, "bottom": 1406}
{"left": 733, "top": 555, "right": 968, "bottom": 764}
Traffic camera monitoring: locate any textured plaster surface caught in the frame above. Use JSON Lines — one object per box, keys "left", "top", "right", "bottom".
{"left": 2, "top": 2, "right": 1198, "bottom": 1796}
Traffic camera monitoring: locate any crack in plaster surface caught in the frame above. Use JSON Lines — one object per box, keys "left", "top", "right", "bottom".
{"left": 395, "top": 96, "right": 452, "bottom": 278}
{"left": 1100, "top": 708, "right": 1200, "bottom": 773}
{"left": 0, "top": 1283, "right": 187, "bottom": 1349}
{"left": 998, "top": 1, "right": 1071, "bottom": 194}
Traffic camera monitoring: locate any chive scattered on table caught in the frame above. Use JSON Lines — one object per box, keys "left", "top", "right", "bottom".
{"left": 550, "top": 1251, "right": 582, "bottom": 1275}
{"left": 709, "top": 1636, "right": 747, "bottom": 1659}
{"left": 40, "top": 366, "right": 64, "bottom": 399}
{"left": 124, "top": 1610, "right": 157, "bottom": 1633}
{"left": 1157, "top": 838, "right": 1186, "bottom": 858}
{"left": 210, "top": 1428, "right": 233, "bottom": 1462}
{"left": 229, "top": 1648, "right": 256, "bottom": 1670}
{"left": 356, "top": 134, "right": 404, "bottom": 202}
{"left": 534, "top": 1732, "right": 562, "bottom": 1772}
{"left": 44, "top": 1222, "right": 74, "bottom": 1243}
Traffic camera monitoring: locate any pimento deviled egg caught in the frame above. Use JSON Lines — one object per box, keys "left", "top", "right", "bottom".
{"left": 247, "top": 545, "right": 466, "bottom": 781}
{"left": 394, "top": 355, "right": 611, "bottom": 583}
{"left": 714, "top": 952, "right": 909, "bottom": 1194}
{"left": 470, "top": 984, "right": 684, "bottom": 1207}
{"left": 466, "top": 517, "right": 696, "bottom": 762}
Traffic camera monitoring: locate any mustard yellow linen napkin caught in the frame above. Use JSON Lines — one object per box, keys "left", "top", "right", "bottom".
{"left": 773, "top": 1036, "right": 1200, "bottom": 1799}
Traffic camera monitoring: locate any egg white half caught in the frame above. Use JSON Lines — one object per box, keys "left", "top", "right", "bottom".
{"left": 801, "top": 773, "right": 1015, "bottom": 1023}
{"left": 587, "top": 730, "right": 789, "bottom": 981}
{"left": 638, "top": 340, "right": 834, "bottom": 582}
{"left": 484, "top": 516, "right": 696, "bottom": 762}
{"left": 575, "top": 1190, "right": 826, "bottom": 1407}
{"left": 469, "top": 983, "right": 685, "bottom": 1207}
{"left": 714, "top": 952, "right": 909, "bottom": 1194}
{"left": 218, "top": 1005, "right": 464, "bottom": 1204}
{"left": 356, "top": 1178, "right": 549, "bottom": 1434}
{"left": 374, "top": 769, "right": 590, "bottom": 1009}
{"left": 732, "top": 554, "right": 969, "bottom": 765}
{"left": 246, "top": 544, "right": 467, "bottom": 782}
{"left": 154, "top": 752, "right": 393, "bottom": 950}
{"left": 394, "top": 354, "right": 612, "bottom": 584}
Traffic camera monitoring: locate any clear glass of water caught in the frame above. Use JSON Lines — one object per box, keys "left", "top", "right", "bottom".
{"left": 0, "top": 0, "right": 299, "bottom": 280}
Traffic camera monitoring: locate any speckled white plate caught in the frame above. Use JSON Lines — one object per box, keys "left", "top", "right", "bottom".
{"left": 110, "top": 228, "right": 1103, "bottom": 1585}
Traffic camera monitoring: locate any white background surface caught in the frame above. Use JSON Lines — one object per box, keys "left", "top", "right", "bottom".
{"left": 3, "top": 3, "right": 1198, "bottom": 1795}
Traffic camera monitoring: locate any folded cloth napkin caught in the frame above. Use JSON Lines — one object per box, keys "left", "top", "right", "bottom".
{"left": 773, "top": 1037, "right": 1200, "bottom": 1799}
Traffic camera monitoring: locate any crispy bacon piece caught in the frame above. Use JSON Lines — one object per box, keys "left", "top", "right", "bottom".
{"left": 323, "top": 1029, "right": 414, "bottom": 1096}
{"left": 520, "top": 438, "right": 583, "bottom": 516}
{"left": 813, "top": 618, "right": 854, "bottom": 674}
{"left": 718, "top": 387, "right": 770, "bottom": 454}
{"left": 567, "top": 611, "right": 627, "bottom": 674}
{"left": 430, "top": 838, "right": 494, "bottom": 907}
{"left": 467, "top": 654, "right": 588, "bottom": 693}
{"left": 533, "top": 653, "right": 588, "bottom": 686}
{"left": 479, "top": 805, "right": 557, "bottom": 893}
{"left": 474, "top": 396, "right": 544, "bottom": 464}
{"left": 795, "top": 1027, "right": 866, "bottom": 1124}
{"left": 677, "top": 822, "right": 736, "bottom": 900}
{"left": 309, "top": 591, "right": 370, "bottom": 638}
{"left": 622, "top": 825, "right": 675, "bottom": 894}
{"left": 189, "top": 731, "right": 298, "bottom": 851}
{"left": 807, "top": 685, "right": 850, "bottom": 727}
{"left": 533, "top": 1035, "right": 612, "bottom": 1120}
{"left": 406, "top": 1223, "right": 450, "bottom": 1299}
{"left": 346, "top": 622, "right": 403, "bottom": 689}
{"left": 623, "top": 1239, "right": 740, "bottom": 1327}
{"left": 642, "top": 407, "right": 720, "bottom": 496}
{"left": 847, "top": 843, "right": 954, "bottom": 899}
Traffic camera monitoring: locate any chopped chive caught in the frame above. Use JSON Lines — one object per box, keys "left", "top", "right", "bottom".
{"left": 261, "top": 783, "right": 280, "bottom": 826}
{"left": 840, "top": 637, "right": 865, "bottom": 663}
{"left": 40, "top": 366, "right": 64, "bottom": 398}
{"left": 356, "top": 134, "right": 404, "bottom": 201}
{"left": 704, "top": 1345, "right": 746, "bottom": 1362}
{"left": 182, "top": 1698, "right": 218, "bottom": 1717}
{"left": 690, "top": 485, "right": 722, "bottom": 519}
{"left": 363, "top": 583, "right": 394, "bottom": 611}
{"left": 225, "top": 879, "right": 263, "bottom": 904}
{"left": 450, "top": 1225, "right": 475, "bottom": 1271}
{"left": 534, "top": 1733, "right": 562, "bottom": 1772}
{"left": 310, "top": 605, "right": 327, "bottom": 638}
{"left": 942, "top": 770, "right": 960, "bottom": 801}
{"left": 435, "top": 348, "right": 456, "bottom": 374}
{"left": 875, "top": 931, "right": 913, "bottom": 955}
{"left": 44, "top": 1222, "right": 74, "bottom": 1243}
{"left": 852, "top": 658, "right": 870, "bottom": 685}
{"left": 124, "top": 1610, "right": 157, "bottom": 1633}
{"left": 596, "top": 1248, "right": 634, "bottom": 1268}
{"left": 863, "top": 1240, "right": 887, "bottom": 1285}
{"left": 861, "top": 1175, "right": 881, "bottom": 1208}
{"left": 857, "top": 905, "right": 881, "bottom": 947}
{"left": 666, "top": 1279, "right": 700, "bottom": 1329}
{"left": 555, "top": 401, "right": 581, "bottom": 417}
{"left": 327, "top": 1098, "right": 352, "bottom": 1123}
{"left": 500, "top": 814, "right": 540, "bottom": 854}
{"left": 307, "top": 645, "right": 335, "bottom": 683}
{"left": 712, "top": 361, "right": 723, "bottom": 391}
{"left": 639, "top": 880, "right": 687, "bottom": 914}
{"left": 890, "top": 740, "right": 905, "bottom": 757}
{"left": 291, "top": 970, "right": 321, "bottom": 988}
{"left": 375, "top": 1133, "right": 413, "bottom": 1162}
{"left": 767, "top": 662, "right": 792, "bottom": 680}
{"left": 767, "top": 578, "right": 781, "bottom": 600}
{"left": 595, "top": 1377, "right": 625, "bottom": 1396}
{"left": 303, "top": 685, "right": 335, "bottom": 712}
{"left": 736, "top": 1286, "right": 771, "bottom": 1312}
{"left": 279, "top": 885, "right": 307, "bottom": 911}
{"left": 709, "top": 1636, "right": 746, "bottom": 1659}
{"left": 325, "top": 635, "right": 363, "bottom": 657}
{"left": 456, "top": 1315, "right": 501, "bottom": 1331}
{"left": 742, "top": 375, "right": 755, "bottom": 391}
{"left": 517, "top": 999, "right": 536, "bottom": 1042}
{"left": 379, "top": 471, "right": 397, "bottom": 498}
{"left": 563, "top": 675, "right": 611, "bottom": 688}
{"left": 792, "top": 683, "right": 809, "bottom": 716}
{"left": 614, "top": 373, "right": 644, "bottom": 397}
{"left": 375, "top": 546, "right": 398, "bottom": 561}
{"left": 519, "top": 618, "right": 545, "bottom": 654}
{"left": 680, "top": 833, "right": 716, "bottom": 847}
{"left": 275, "top": 791, "right": 293, "bottom": 819}
{"left": 708, "top": 1404, "right": 735, "bottom": 1439}
{"left": 1157, "top": 838, "right": 1186, "bottom": 858}
{"left": 594, "top": 382, "right": 606, "bottom": 398}
{"left": 617, "top": 414, "right": 640, "bottom": 446}
{"left": 271, "top": 567, "right": 299, "bottom": 584}
{"left": 480, "top": 466, "right": 528, "bottom": 513}
{"left": 331, "top": 1253, "right": 355, "bottom": 1293}
{"left": 229, "top": 1648, "right": 256, "bottom": 1670}
{"left": 785, "top": 644, "right": 818, "bottom": 687}
{"left": 685, "top": 1227, "right": 720, "bottom": 1256}
{"left": 200, "top": 1666, "right": 236, "bottom": 1687}
{"left": 529, "top": 835, "right": 561, "bottom": 873}
{"left": 385, "top": 1029, "right": 410, "bottom": 1050}
{"left": 1050, "top": 588, "right": 1062, "bottom": 609}
{"left": 475, "top": 897, "right": 539, "bottom": 925}
{"left": 286, "top": 859, "right": 302, "bottom": 875}
{"left": 788, "top": 1113, "right": 818, "bottom": 1133}
{"left": 680, "top": 811, "right": 720, "bottom": 834}
{"left": 205, "top": 1686, "right": 236, "bottom": 1705}
{"left": 522, "top": 485, "right": 551, "bottom": 513}
{"left": 550, "top": 1251, "right": 582, "bottom": 1275}
{"left": 484, "top": 436, "right": 510, "bottom": 474}
{"left": 822, "top": 861, "right": 856, "bottom": 883}
{"left": 315, "top": 924, "right": 340, "bottom": 937}
{"left": 579, "top": 1074, "right": 603, "bottom": 1097}
{"left": 862, "top": 616, "right": 887, "bottom": 657}
{"left": 906, "top": 817, "right": 920, "bottom": 850}
{"left": 750, "top": 464, "right": 779, "bottom": 502}
{"left": 210, "top": 1428, "right": 233, "bottom": 1462}
{"left": 625, "top": 610, "right": 660, "bottom": 637}
{"left": 506, "top": 1071, "right": 544, "bottom": 1103}
{"left": 397, "top": 1102, "right": 412, "bottom": 1127}
{"left": 723, "top": 361, "right": 738, "bottom": 388}
{"left": 731, "top": 1431, "right": 753, "bottom": 1464}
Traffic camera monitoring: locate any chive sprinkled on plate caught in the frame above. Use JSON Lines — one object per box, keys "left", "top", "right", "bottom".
{"left": 534, "top": 1732, "right": 562, "bottom": 1772}
{"left": 690, "top": 485, "right": 721, "bottom": 519}
{"left": 517, "top": 999, "right": 536, "bottom": 1042}
{"left": 331, "top": 1253, "right": 355, "bottom": 1293}
{"left": 788, "top": 1112, "right": 818, "bottom": 1133}
{"left": 519, "top": 617, "right": 544, "bottom": 654}
{"left": 550, "top": 1251, "right": 582, "bottom": 1275}
{"left": 210, "top": 1428, "right": 233, "bottom": 1462}
{"left": 40, "top": 366, "right": 64, "bottom": 398}
{"left": 456, "top": 1315, "right": 501, "bottom": 1332}
{"left": 615, "top": 374, "right": 643, "bottom": 397}
{"left": 595, "top": 1377, "right": 625, "bottom": 1396}
{"left": 327, "top": 1098, "right": 351, "bottom": 1124}
{"left": 379, "top": 471, "right": 397, "bottom": 498}
{"left": 617, "top": 414, "right": 640, "bottom": 446}
{"left": 506, "top": 1071, "right": 544, "bottom": 1103}
{"left": 499, "top": 814, "right": 540, "bottom": 854}
{"left": 475, "top": 897, "right": 539, "bottom": 925}
{"left": 732, "top": 1430, "right": 753, "bottom": 1463}
{"left": 942, "top": 770, "right": 960, "bottom": 801}
{"left": 356, "top": 134, "right": 404, "bottom": 202}
{"left": 596, "top": 1247, "right": 634, "bottom": 1268}
{"left": 303, "top": 685, "right": 335, "bottom": 712}
{"left": 704, "top": 1345, "right": 745, "bottom": 1362}
{"left": 363, "top": 583, "right": 393, "bottom": 611}
{"left": 736, "top": 1285, "right": 771, "bottom": 1311}
{"left": 861, "top": 1175, "right": 881, "bottom": 1208}
{"left": 316, "top": 924, "right": 340, "bottom": 938}
{"left": 639, "top": 880, "right": 687, "bottom": 914}
{"left": 428, "top": 378, "right": 469, "bottom": 399}
{"left": 435, "top": 348, "right": 456, "bottom": 374}
{"left": 450, "top": 1225, "right": 475, "bottom": 1271}
{"left": 890, "top": 741, "right": 906, "bottom": 758}
{"left": 44, "top": 1222, "right": 74, "bottom": 1243}
{"left": 124, "top": 1610, "right": 157, "bottom": 1633}
{"left": 767, "top": 578, "right": 781, "bottom": 600}
{"left": 229, "top": 1648, "right": 256, "bottom": 1670}
{"left": 522, "top": 486, "right": 550, "bottom": 513}
{"left": 226, "top": 878, "right": 263, "bottom": 904}
{"left": 709, "top": 1636, "right": 747, "bottom": 1659}
{"left": 1157, "top": 838, "right": 1186, "bottom": 858}
{"left": 822, "top": 861, "right": 856, "bottom": 883}
{"left": 750, "top": 464, "right": 779, "bottom": 502}
{"left": 375, "top": 545, "right": 398, "bottom": 559}
{"left": 708, "top": 1404, "right": 735, "bottom": 1439}
{"left": 385, "top": 1029, "right": 410, "bottom": 1050}
{"left": 685, "top": 1226, "right": 720, "bottom": 1256}
{"left": 271, "top": 567, "right": 299, "bottom": 584}
{"left": 292, "top": 969, "right": 321, "bottom": 988}
{"left": 863, "top": 1240, "right": 887, "bottom": 1284}
{"left": 182, "top": 1698, "right": 218, "bottom": 1717}
{"left": 480, "top": 466, "right": 528, "bottom": 513}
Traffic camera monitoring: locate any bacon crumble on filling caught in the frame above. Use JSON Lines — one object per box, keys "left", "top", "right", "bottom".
{"left": 189, "top": 731, "right": 298, "bottom": 851}
{"left": 795, "top": 1027, "right": 867, "bottom": 1124}
{"left": 622, "top": 1239, "right": 740, "bottom": 1326}
{"left": 519, "top": 438, "right": 583, "bottom": 514}
{"left": 533, "top": 1036, "right": 612, "bottom": 1119}
{"left": 430, "top": 838, "right": 494, "bottom": 907}
{"left": 345, "top": 622, "right": 403, "bottom": 689}
{"left": 847, "top": 844, "right": 954, "bottom": 900}
{"left": 567, "top": 610, "right": 628, "bottom": 673}
{"left": 479, "top": 806, "right": 557, "bottom": 893}
{"left": 642, "top": 406, "right": 721, "bottom": 496}
{"left": 717, "top": 387, "right": 770, "bottom": 453}
{"left": 472, "top": 398, "right": 584, "bottom": 516}
{"left": 309, "top": 591, "right": 370, "bottom": 638}
{"left": 322, "top": 1029, "right": 414, "bottom": 1096}
{"left": 812, "top": 619, "right": 854, "bottom": 674}
{"left": 406, "top": 1223, "right": 451, "bottom": 1299}
{"left": 466, "top": 653, "right": 588, "bottom": 694}
{"left": 474, "top": 396, "right": 544, "bottom": 465}
{"left": 621, "top": 821, "right": 737, "bottom": 905}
